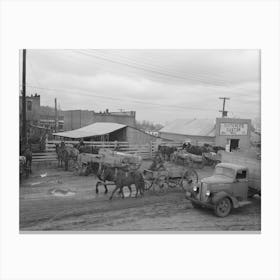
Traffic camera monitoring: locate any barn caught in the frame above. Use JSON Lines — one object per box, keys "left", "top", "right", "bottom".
{"left": 159, "top": 119, "right": 216, "bottom": 145}
{"left": 53, "top": 122, "right": 161, "bottom": 145}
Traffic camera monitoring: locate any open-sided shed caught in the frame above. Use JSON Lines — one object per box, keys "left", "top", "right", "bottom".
{"left": 53, "top": 122, "right": 161, "bottom": 145}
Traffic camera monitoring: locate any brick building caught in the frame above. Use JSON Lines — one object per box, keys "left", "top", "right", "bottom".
{"left": 62, "top": 109, "right": 136, "bottom": 131}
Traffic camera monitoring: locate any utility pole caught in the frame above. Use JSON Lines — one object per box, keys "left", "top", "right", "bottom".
{"left": 219, "top": 97, "right": 230, "bottom": 117}
{"left": 21, "top": 49, "right": 27, "bottom": 146}
{"left": 54, "top": 98, "right": 58, "bottom": 132}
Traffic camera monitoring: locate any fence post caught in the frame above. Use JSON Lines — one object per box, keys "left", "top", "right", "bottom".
{"left": 150, "top": 141, "right": 153, "bottom": 159}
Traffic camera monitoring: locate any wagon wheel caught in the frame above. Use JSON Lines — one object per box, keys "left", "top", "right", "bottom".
{"left": 179, "top": 169, "right": 198, "bottom": 191}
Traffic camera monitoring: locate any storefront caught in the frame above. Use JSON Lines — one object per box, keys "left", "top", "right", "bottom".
{"left": 215, "top": 118, "right": 251, "bottom": 151}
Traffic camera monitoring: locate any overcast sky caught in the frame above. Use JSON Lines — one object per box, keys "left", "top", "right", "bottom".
{"left": 20, "top": 49, "right": 260, "bottom": 124}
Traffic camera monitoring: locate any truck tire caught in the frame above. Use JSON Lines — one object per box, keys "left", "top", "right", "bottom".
{"left": 214, "top": 197, "right": 232, "bottom": 217}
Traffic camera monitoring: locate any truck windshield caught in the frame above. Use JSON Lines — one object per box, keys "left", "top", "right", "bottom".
{"left": 215, "top": 167, "right": 235, "bottom": 178}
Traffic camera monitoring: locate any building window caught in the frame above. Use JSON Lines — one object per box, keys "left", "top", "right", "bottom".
{"left": 27, "top": 101, "right": 32, "bottom": 111}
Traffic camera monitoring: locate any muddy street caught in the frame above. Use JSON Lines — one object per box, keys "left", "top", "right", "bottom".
{"left": 20, "top": 163, "right": 261, "bottom": 231}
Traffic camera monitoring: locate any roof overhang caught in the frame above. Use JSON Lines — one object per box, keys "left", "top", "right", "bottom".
{"left": 53, "top": 122, "right": 127, "bottom": 139}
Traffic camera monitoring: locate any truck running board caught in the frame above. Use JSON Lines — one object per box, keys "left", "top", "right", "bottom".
{"left": 238, "top": 201, "right": 252, "bottom": 207}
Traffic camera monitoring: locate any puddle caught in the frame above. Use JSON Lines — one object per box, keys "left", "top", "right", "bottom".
{"left": 30, "top": 182, "right": 43, "bottom": 186}
{"left": 49, "top": 188, "right": 76, "bottom": 197}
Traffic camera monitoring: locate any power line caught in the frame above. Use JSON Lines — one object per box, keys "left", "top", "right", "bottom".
{"left": 74, "top": 50, "right": 256, "bottom": 94}
{"left": 89, "top": 49, "right": 233, "bottom": 86}
{"left": 21, "top": 83, "right": 258, "bottom": 117}
{"left": 73, "top": 50, "right": 231, "bottom": 87}
{"left": 22, "top": 84, "right": 219, "bottom": 112}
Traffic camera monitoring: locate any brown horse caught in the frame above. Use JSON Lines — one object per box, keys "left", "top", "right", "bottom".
{"left": 55, "top": 143, "right": 64, "bottom": 167}
{"left": 158, "top": 145, "right": 177, "bottom": 161}
{"left": 20, "top": 145, "right": 32, "bottom": 177}
{"left": 96, "top": 164, "right": 145, "bottom": 200}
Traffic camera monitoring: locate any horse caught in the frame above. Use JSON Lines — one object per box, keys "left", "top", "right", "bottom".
{"left": 182, "top": 144, "right": 209, "bottom": 155}
{"left": 62, "top": 146, "right": 79, "bottom": 171}
{"left": 55, "top": 143, "right": 64, "bottom": 167}
{"left": 158, "top": 145, "right": 177, "bottom": 161}
{"left": 19, "top": 156, "right": 26, "bottom": 179}
{"left": 96, "top": 164, "right": 145, "bottom": 200}
{"left": 55, "top": 142, "right": 79, "bottom": 171}
{"left": 20, "top": 145, "right": 32, "bottom": 177}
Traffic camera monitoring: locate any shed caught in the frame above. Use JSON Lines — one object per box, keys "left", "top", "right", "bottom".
{"left": 53, "top": 122, "right": 162, "bottom": 145}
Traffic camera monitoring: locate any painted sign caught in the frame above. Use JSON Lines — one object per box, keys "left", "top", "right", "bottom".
{"left": 220, "top": 123, "right": 248, "bottom": 136}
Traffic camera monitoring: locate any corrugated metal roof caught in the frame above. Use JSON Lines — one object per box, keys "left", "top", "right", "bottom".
{"left": 53, "top": 122, "right": 127, "bottom": 139}
{"left": 159, "top": 119, "right": 216, "bottom": 137}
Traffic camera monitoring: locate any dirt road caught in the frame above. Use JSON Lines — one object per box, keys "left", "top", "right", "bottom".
{"left": 20, "top": 163, "right": 261, "bottom": 231}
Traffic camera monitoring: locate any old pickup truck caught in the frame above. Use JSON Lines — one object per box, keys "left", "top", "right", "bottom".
{"left": 185, "top": 161, "right": 261, "bottom": 217}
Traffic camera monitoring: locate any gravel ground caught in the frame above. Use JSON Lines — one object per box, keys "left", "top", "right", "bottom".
{"left": 19, "top": 161, "right": 261, "bottom": 232}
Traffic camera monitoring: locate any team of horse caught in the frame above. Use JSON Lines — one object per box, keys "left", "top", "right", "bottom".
{"left": 158, "top": 143, "right": 225, "bottom": 159}
{"left": 54, "top": 142, "right": 145, "bottom": 200}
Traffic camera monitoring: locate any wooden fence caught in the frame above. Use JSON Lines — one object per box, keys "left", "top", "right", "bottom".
{"left": 32, "top": 140, "right": 185, "bottom": 163}
{"left": 32, "top": 140, "right": 153, "bottom": 163}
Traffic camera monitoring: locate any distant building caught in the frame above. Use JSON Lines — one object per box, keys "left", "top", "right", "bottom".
{"left": 19, "top": 93, "right": 41, "bottom": 124}
{"left": 62, "top": 109, "right": 136, "bottom": 131}
{"left": 19, "top": 94, "right": 64, "bottom": 136}
{"left": 159, "top": 119, "right": 216, "bottom": 145}
{"left": 39, "top": 106, "right": 64, "bottom": 131}
{"left": 159, "top": 117, "right": 254, "bottom": 151}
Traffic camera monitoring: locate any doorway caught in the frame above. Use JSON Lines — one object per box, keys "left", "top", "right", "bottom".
{"left": 229, "top": 139, "right": 239, "bottom": 152}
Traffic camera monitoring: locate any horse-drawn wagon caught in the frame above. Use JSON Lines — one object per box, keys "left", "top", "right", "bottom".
{"left": 143, "top": 162, "right": 198, "bottom": 191}
{"left": 76, "top": 148, "right": 142, "bottom": 175}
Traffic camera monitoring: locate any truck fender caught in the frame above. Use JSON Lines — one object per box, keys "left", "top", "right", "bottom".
{"left": 212, "top": 191, "right": 239, "bottom": 208}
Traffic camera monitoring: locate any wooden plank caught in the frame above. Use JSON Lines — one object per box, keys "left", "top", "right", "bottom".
{"left": 33, "top": 156, "right": 57, "bottom": 160}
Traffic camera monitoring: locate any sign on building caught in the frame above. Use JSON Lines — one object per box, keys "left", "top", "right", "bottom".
{"left": 220, "top": 123, "right": 248, "bottom": 136}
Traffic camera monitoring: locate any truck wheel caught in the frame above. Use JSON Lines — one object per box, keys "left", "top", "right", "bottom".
{"left": 214, "top": 197, "right": 232, "bottom": 217}
{"left": 191, "top": 201, "right": 201, "bottom": 208}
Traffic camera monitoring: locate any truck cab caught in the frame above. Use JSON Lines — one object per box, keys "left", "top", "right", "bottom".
{"left": 185, "top": 162, "right": 252, "bottom": 217}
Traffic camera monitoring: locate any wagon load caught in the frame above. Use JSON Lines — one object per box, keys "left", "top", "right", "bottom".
{"left": 173, "top": 150, "right": 205, "bottom": 169}
{"left": 77, "top": 148, "right": 142, "bottom": 175}
{"left": 202, "top": 152, "right": 221, "bottom": 166}
{"left": 98, "top": 148, "right": 142, "bottom": 170}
